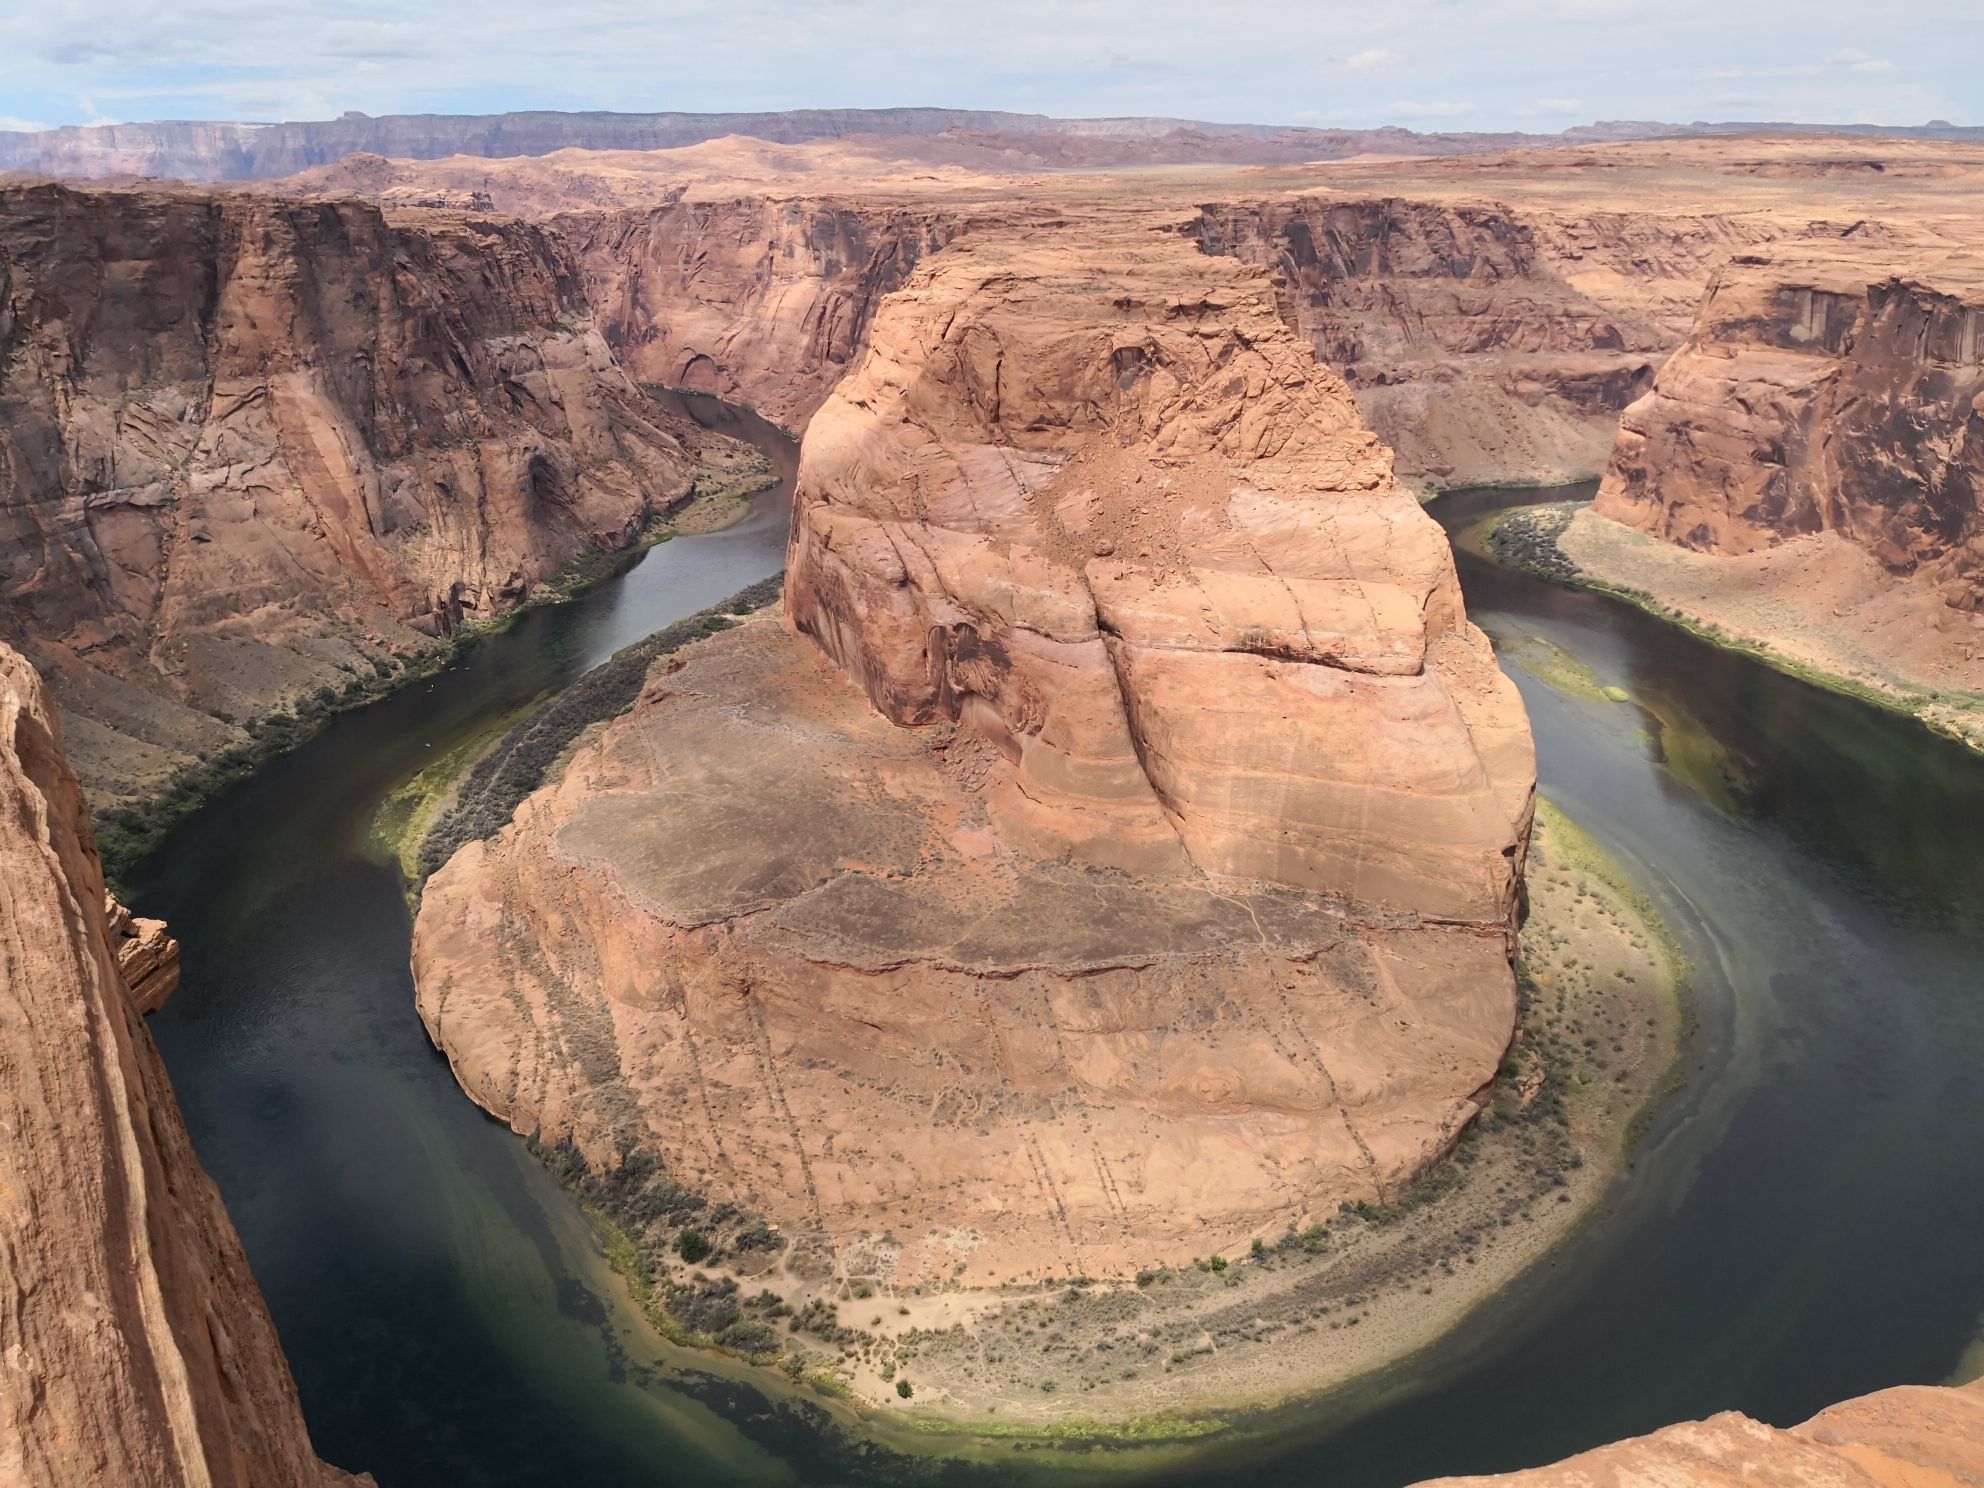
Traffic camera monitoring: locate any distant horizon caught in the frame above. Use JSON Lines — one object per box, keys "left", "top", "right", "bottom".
{"left": 1, "top": 0, "right": 1976, "bottom": 139}
{"left": 0, "top": 102, "right": 1976, "bottom": 139}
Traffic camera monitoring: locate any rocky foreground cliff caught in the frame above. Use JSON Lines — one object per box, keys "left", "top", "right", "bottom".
{"left": 0, "top": 181, "right": 757, "bottom": 809}
{"left": 1425, "top": 1376, "right": 1984, "bottom": 1488}
{"left": 0, "top": 641, "right": 362, "bottom": 1486}
{"left": 413, "top": 208, "right": 1533, "bottom": 1303}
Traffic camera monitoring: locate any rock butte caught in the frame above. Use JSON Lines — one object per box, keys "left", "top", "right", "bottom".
{"left": 412, "top": 210, "right": 1535, "bottom": 1287}
{"left": 0, "top": 642, "right": 362, "bottom": 1487}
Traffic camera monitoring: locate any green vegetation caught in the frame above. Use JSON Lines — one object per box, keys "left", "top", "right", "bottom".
{"left": 94, "top": 640, "right": 468, "bottom": 888}
{"left": 896, "top": 1379, "right": 913, "bottom": 1399}
{"left": 1484, "top": 502, "right": 1984, "bottom": 757}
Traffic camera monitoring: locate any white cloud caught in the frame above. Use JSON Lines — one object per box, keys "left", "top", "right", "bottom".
{"left": 0, "top": 114, "right": 49, "bottom": 130}
{"left": 1534, "top": 96, "right": 1584, "bottom": 114}
{"left": 1343, "top": 48, "right": 1399, "bottom": 73}
{"left": 1827, "top": 47, "right": 1896, "bottom": 73}
{"left": 0, "top": 0, "right": 1970, "bottom": 133}
{"left": 1369, "top": 99, "right": 1477, "bottom": 120}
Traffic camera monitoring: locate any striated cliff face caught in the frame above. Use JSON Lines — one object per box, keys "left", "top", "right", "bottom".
{"left": 1194, "top": 199, "right": 1784, "bottom": 490}
{"left": 1420, "top": 1376, "right": 1984, "bottom": 1488}
{"left": 786, "top": 216, "right": 1534, "bottom": 917}
{"left": 1596, "top": 248, "right": 1984, "bottom": 612}
{"left": 413, "top": 211, "right": 1532, "bottom": 1292}
{"left": 0, "top": 643, "right": 363, "bottom": 1487}
{"left": 0, "top": 181, "right": 736, "bottom": 805}
{"left": 559, "top": 197, "right": 970, "bottom": 428}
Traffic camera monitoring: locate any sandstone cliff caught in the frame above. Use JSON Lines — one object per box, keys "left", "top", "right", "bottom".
{"left": 1420, "top": 1376, "right": 1984, "bottom": 1488}
{"left": 0, "top": 181, "right": 740, "bottom": 806}
{"left": 1596, "top": 247, "right": 1984, "bottom": 613}
{"left": 413, "top": 210, "right": 1533, "bottom": 1293}
{"left": 1192, "top": 200, "right": 1800, "bottom": 490}
{"left": 559, "top": 197, "right": 971, "bottom": 428}
{"left": 0, "top": 642, "right": 362, "bottom": 1487}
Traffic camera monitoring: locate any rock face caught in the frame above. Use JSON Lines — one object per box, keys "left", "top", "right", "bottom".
{"left": 1596, "top": 248, "right": 1984, "bottom": 612}
{"left": 413, "top": 212, "right": 1533, "bottom": 1289}
{"left": 1194, "top": 200, "right": 1781, "bottom": 490}
{"left": 0, "top": 643, "right": 362, "bottom": 1487}
{"left": 786, "top": 218, "right": 1534, "bottom": 919}
{"left": 0, "top": 181, "right": 733, "bottom": 804}
{"left": 561, "top": 198, "right": 968, "bottom": 428}
{"left": 1418, "top": 1376, "right": 1984, "bottom": 1488}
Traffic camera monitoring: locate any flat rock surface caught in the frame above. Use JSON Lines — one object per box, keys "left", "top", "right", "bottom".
{"left": 416, "top": 617, "right": 1518, "bottom": 1287}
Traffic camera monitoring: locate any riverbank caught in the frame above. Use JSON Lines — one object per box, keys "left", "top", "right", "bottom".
{"left": 1485, "top": 503, "right": 1984, "bottom": 757}
{"left": 93, "top": 432, "right": 774, "bottom": 892}
{"left": 510, "top": 794, "right": 1685, "bottom": 1440}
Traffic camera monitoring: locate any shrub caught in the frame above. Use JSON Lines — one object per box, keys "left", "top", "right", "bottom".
{"left": 676, "top": 1228, "right": 711, "bottom": 1264}
{"left": 896, "top": 1378, "right": 913, "bottom": 1399}
{"left": 1207, "top": 1254, "right": 1227, "bottom": 1273}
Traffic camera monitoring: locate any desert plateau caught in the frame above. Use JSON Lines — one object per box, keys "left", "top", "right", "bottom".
{"left": 2, "top": 10, "right": 1982, "bottom": 1487}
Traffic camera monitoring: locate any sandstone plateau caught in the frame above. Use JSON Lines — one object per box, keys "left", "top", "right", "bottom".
{"left": 0, "top": 641, "right": 362, "bottom": 1487}
{"left": 412, "top": 209, "right": 1535, "bottom": 1290}
{"left": 0, "top": 181, "right": 759, "bottom": 807}
{"left": 1423, "top": 1376, "right": 1984, "bottom": 1488}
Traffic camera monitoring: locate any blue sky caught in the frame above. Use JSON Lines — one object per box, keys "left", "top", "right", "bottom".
{"left": 1, "top": 0, "right": 1977, "bottom": 134}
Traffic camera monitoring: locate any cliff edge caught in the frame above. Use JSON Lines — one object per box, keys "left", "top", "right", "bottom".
{"left": 0, "top": 641, "right": 362, "bottom": 1487}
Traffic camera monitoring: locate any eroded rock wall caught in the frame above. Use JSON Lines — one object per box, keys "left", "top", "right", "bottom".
{"left": 559, "top": 197, "right": 970, "bottom": 428}
{"left": 0, "top": 181, "right": 722, "bottom": 804}
{"left": 1194, "top": 199, "right": 1780, "bottom": 489}
{"left": 1596, "top": 248, "right": 1984, "bottom": 612}
{"left": 0, "top": 642, "right": 362, "bottom": 1487}
{"left": 787, "top": 213, "right": 1534, "bottom": 920}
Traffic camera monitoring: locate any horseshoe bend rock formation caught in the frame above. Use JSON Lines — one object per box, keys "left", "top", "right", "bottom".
{"left": 1595, "top": 247, "right": 1984, "bottom": 613}
{"left": 413, "top": 214, "right": 1534, "bottom": 1287}
{"left": 0, "top": 644, "right": 362, "bottom": 1487}
{"left": 1419, "top": 1376, "right": 1984, "bottom": 1488}
{"left": 0, "top": 180, "right": 745, "bottom": 807}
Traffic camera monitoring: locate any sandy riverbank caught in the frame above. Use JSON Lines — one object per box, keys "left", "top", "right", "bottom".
{"left": 1491, "top": 504, "right": 1984, "bottom": 755}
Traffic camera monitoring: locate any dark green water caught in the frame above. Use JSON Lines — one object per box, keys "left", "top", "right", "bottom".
{"left": 131, "top": 454, "right": 1984, "bottom": 1486}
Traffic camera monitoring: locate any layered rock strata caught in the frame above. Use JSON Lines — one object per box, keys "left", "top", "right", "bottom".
{"left": 1596, "top": 247, "right": 1984, "bottom": 613}
{"left": 1421, "top": 1376, "right": 1984, "bottom": 1488}
{"left": 414, "top": 212, "right": 1533, "bottom": 1288}
{"left": 561, "top": 198, "right": 970, "bottom": 427}
{"left": 0, "top": 181, "right": 743, "bottom": 805}
{"left": 0, "top": 642, "right": 362, "bottom": 1487}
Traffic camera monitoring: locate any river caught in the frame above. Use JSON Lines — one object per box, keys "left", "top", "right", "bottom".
{"left": 130, "top": 426, "right": 1984, "bottom": 1485}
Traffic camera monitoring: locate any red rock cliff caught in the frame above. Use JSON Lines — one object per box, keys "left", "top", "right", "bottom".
{"left": 0, "top": 181, "right": 730, "bottom": 805}
{"left": 558, "top": 196, "right": 970, "bottom": 427}
{"left": 1596, "top": 247, "right": 1984, "bottom": 612}
{"left": 0, "top": 642, "right": 364, "bottom": 1487}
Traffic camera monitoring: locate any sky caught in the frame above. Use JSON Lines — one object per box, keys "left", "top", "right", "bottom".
{"left": 0, "top": 0, "right": 1977, "bottom": 135}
